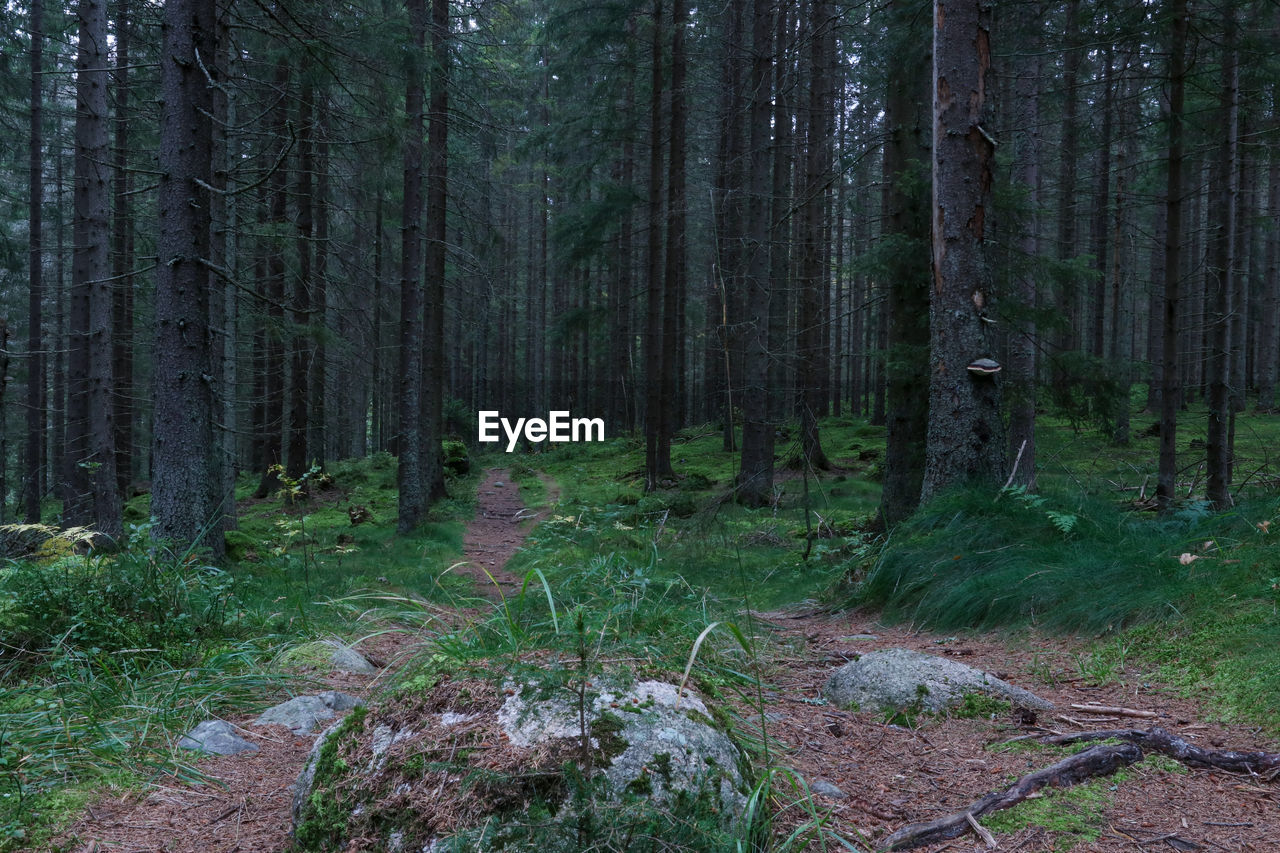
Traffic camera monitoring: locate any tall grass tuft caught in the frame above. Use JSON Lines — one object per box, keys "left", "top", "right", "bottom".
{"left": 854, "top": 486, "right": 1278, "bottom": 635}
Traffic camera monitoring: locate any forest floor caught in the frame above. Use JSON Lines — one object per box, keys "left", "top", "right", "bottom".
{"left": 55, "top": 464, "right": 1280, "bottom": 852}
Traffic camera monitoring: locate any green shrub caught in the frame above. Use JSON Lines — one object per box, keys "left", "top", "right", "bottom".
{"left": 0, "top": 526, "right": 241, "bottom": 665}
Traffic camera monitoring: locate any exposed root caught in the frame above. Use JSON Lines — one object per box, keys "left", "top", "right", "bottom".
{"left": 1038, "top": 726, "right": 1280, "bottom": 776}
{"left": 879, "top": 742, "right": 1144, "bottom": 850}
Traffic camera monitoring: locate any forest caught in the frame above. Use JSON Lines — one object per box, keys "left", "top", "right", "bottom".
{"left": 2, "top": 0, "right": 1280, "bottom": 849}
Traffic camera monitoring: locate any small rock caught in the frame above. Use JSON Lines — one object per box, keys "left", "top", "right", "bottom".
{"left": 178, "top": 720, "right": 259, "bottom": 755}
{"left": 809, "top": 779, "right": 846, "bottom": 800}
{"left": 328, "top": 642, "right": 378, "bottom": 675}
{"left": 256, "top": 691, "right": 364, "bottom": 735}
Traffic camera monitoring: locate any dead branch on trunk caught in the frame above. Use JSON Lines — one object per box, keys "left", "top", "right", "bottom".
{"left": 878, "top": 743, "right": 1143, "bottom": 850}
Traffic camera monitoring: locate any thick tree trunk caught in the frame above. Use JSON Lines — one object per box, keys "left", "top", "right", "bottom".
{"left": 70, "top": 0, "right": 121, "bottom": 539}
{"left": 152, "top": 0, "right": 221, "bottom": 555}
{"left": 920, "top": 0, "right": 1004, "bottom": 501}
{"left": 1258, "top": 102, "right": 1280, "bottom": 411}
{"left": 659, "top": 0, "right": 687, "bottom": 476}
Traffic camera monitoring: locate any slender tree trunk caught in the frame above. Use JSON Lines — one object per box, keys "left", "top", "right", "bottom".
{"left": 921, "top": 0, "right": 1004, "bottom": 501}
{"left": 644, "top": 0, "right": 666, "bottom": 490}
{"left": 24, "top": 0, "right": 45, "bottom": 523}
{"left": 1157, "top": 0, "right": 1189, "bottom": 513}
{"left": 288, "top": 80, "right": 314, "bottom": 480}
{"left": 1258, "top": 95, "right": 1280, "bottom": 411}
{"left": 737, "top": 0, "right": 776, "bottom": 507}
{"left": 310, "top": 95, "right": 329, "bottom": 469}
{"left": 1054, "top": 0, "right": 1082, "bottom": 361}
{"left": 152, "top": 0, "right": 221, "bottom": 554}
{"left": 796, "top": 0, "right": 832, "bottom": 470}
{"left": 110, "top": 0, "right": 133, "bottom": 496}
{"left": 422, "top": 0, "right": 449, "bottom": 502}
{"left": 398, "top": 0, "right": 427, "bottom": 532}
{"left": 658, "top": 0, "right": 687, "bottom": 476}
{"left": 879, "top": 0, "right": 932, "bottom": 523}
{"left": 1206, "top": 13, "right": 1238, "bottom": 510}
{"left": 1089, "top": 47, "right": 1115, "bottom": 359}
{"left": 713, "top": 0, "right": 745, "bottom": 453}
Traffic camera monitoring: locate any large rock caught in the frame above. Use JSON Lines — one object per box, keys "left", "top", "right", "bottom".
{"left": 256, "top": 690, "right": 364, "bottom": 735}
{"left": 824, "top": 647, "right": 1053, "bottom": 714}
{"left": 291, "top": 674, "right": 749, "bottom": 852}
{"left": 178, "top": 720, "right": 259, "bottom": 755}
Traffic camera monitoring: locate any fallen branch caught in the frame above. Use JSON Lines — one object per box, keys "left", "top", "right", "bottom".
{"left": 1037, "top": 727, "right": 1280, "bottom": 775}
{"left": 1069, "top": 703, "right": 1158, "bottom": 719}
{"left": 878, "top": 743, "right": 1143, "bottom": 850}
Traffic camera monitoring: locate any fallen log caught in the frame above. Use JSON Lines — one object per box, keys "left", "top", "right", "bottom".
{"left": 1038, "top": 727, "right": 1280, "bottom": 775}
{"left": 1069, "top": 703, "right": 1158, "bottom": 719}
{"left": 878, "top": 743, "right": 1144, "bottom": 850}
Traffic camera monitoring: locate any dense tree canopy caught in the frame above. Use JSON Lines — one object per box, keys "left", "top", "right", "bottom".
{"left": 0, "top": 0, "right": 1278, "bottom": 546}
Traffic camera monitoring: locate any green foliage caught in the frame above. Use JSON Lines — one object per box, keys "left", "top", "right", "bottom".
{"left": 0, "top": 525, "right": 241, "bottom": 664}
{"left": 1043, "top": 351, "right": 1131, "bottom": 438}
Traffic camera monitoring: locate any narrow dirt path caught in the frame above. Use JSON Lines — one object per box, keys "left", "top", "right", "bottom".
{"left": 450, "top": 468, "right": 552, "bottom": 598}
{"left": 55, "top": 469, "right": 551, "bottom": 853}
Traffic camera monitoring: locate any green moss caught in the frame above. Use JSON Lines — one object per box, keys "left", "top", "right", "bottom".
{"left": 293, "top": 706, "right": 368, "bottom": 851}
{"left": 981, "top": 771, "right": 1130, "bottom": 850}
{"left": 591, "top": 712, "right": 630, "bottom": 761}
{"left": 952, "top": 693, "right": 1012, "bottom": 720}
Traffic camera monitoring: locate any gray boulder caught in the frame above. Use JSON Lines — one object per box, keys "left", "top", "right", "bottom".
{"left": 291, "top": 675, "right": 748, "bottom": 851}
{"left": 823, "top": 647, "right": 1052, "bottom": 714}
{"left": 178, "top": 720, "right": 259, "bottom": 755}
{"left": 278, "top": 640, "right": 378, "bottom": 675}
{"left": 256, "top": 690, "right": 364, "bottom": 735}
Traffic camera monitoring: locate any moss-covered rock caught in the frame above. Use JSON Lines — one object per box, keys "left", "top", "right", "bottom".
{"left": 292, "top": 671, "right": 748, "bottom": 852}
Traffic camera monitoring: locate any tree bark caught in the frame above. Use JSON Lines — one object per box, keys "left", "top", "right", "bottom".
{"left": 24, "top": 0, "right": 45, "bottom": 523}
{"left": 644, "top": 0, "right": 666, "bottom": 491}
{"left": 920, "top": 0, "right": 1004, "bottom": 501}
{"left": 422, "top": 0, "right": 449, "bottom": 502}
{"left": 398, "top": 0, "right": 427, "bottom": 532}
{"left": 737, "top": 0, "right": 776, "bottom": 507}
{"left": 152, "top": 0, "right": 222, "bottom": 555}
{"left": 879, "top": 0, "right": 932, "bottom": 524}
{"left": 1157, "top": 0, "right": 1189, "bottom": 513}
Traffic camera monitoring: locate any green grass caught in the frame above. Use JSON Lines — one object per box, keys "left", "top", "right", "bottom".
{"left": 980, "top": 770, "right": 1130, "bottom": 850}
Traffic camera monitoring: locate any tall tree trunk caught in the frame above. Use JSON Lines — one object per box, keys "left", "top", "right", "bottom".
{"left": 422, "top": 0, "right": 449, "bottom": 502}
{"left": 310, "top": 95, "right": 329, "bottom": 469}
{"left": 254, "top": 59, "right": 289, "bottom": 499}
{"left": 24, "top": 0, "right": 44, "bottom": 523}
{"left": 1206, "top": 12, "right": 1238, "bottom": 510}
{"left": 921, "top": 0, "right": 1004, "bottom": 501}
{"left": 659, "top": 0, "right": 687, "bottom": 476}
{"left": 796, "top": 0, "right": 832, "bottom": 470}
{"left": 288, "top": 80, "right": 314, "bottom": 480}
{"left": 398, "top": 0, "right": 427, "bottom": 532}
{"left": 110, "top": 0, "right": 133, "bottom": 496}
{"left": 70, "top": 0, "right": 121, "bottom": 538}
{"left": 152, "top": 0, "right": 221, "bottom": 554}
{"left": 737, "top": 0, "right": 776, "bottom": 507}
{"left": 644, "top": 0, "right": 666, "bottom": 490}
{"left": 1157, "top": 0, "right": 1189, "bottom": 513}
{"left": 1054, "top": 0, "right": 1082, "bottom": 360}
{"left": 713, "top": 0, "right": 746, "bottom": 453}
{"left": 1258, "top": 93, "right": 1280, "bottom": 411}
{"left": 1089, "top": 47, "right": 1115, "bottom": 359}
{"left": 879, "top": 0, "right": 932, "bottom": 524}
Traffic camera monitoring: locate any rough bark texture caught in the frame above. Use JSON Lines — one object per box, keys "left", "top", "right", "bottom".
{"left": 152, "top": 0, "right": 222, "bottom": 555}
{"left": 71, "top": 0, "right": 121, "bottom": 539}
{"left": 1040, "top": 726, "right": 1280, "bottom": 775}
{"left": 398, "top": 0, "right": 427, "bottom": 533}
{"left": 110, "top": 0, "right": 134, "bottom": 495}
{"left": 660, "top": 0, "right": 687, "bottom": 480}
{"left": 920, "top": 0, "right": 1004, "bottom": 501}
{"left": 644, "top": 0, "right": 666, "bottom": 491}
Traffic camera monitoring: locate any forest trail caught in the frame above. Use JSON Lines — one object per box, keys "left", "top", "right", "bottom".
{"left": 450, "top": 468, "right": 556, "bottom": 598}
{"left": 56, "top": 468, "right": 556, "bottom": 853}
{"left": 54, "top": 473, "right": 1280, "bottom": 852}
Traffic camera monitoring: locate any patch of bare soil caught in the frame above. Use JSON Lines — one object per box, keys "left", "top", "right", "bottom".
{"left": 748, "top": 609, "right": 1280, "bottom": 851}
{"left": 449, "top": 468, "right": 556, "bottom": 598}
